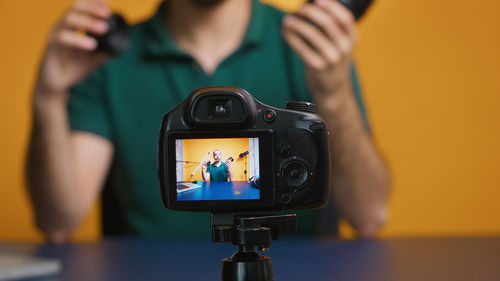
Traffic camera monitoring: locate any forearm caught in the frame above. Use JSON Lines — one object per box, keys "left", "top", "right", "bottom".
{"left": 227, "top": 169, "right": 233, "bottom": 181}
{"left": 281, "top": 0, "right": 389, "bottom": 237}
{"left": 202, "top": 169, "right": 209, "bottom": 181}
{"left": 25, "top": 0, "right": 114, "bottom": 242}
{"left": 27, "top": 90, "right": 85, "bottom": 240}
{"left": 318, "top": 73, "right": 390, "bottom": 237}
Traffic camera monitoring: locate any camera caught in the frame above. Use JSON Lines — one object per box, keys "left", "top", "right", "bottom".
{"left": 158, "top": 86, "right": 331, "bottom": 212}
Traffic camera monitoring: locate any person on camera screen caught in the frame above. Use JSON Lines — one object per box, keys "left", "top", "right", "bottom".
{"left": 27, "top": 0, "right": 390, "bottom": 242}
{"left": 202, "top": 150, "right": 234, "bottom": 182}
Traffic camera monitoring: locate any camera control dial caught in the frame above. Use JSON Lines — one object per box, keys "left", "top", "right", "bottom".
{"left": 285, "top": 101, "right": 318, "bottom": 113}
{"left": 281, "top": 160, "right": 310, "bottom": 188}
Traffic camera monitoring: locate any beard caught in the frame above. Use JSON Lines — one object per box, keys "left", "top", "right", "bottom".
{"left": 189, "top": 0, "right": 227, "bottom": 7}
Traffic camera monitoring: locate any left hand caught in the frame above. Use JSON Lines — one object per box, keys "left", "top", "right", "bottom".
{"left": 225, "top": 158, "right": 233, "bottom": 167}
{"left": 282, "top": 0, "right": 356, "bottom": 99}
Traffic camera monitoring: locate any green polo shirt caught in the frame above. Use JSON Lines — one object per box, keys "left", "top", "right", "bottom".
{"left": 207, "top": 163, "right": 229, "bottom": 182}
{"left": 69, "top": 0, "right": 368, "bottom": 237}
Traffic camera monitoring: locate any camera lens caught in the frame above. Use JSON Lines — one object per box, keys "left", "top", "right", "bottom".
{"left": 282, "top": 160, "right": 309, "bottom": 188}
{"left": 91, "top": 13, "right": 130, "bottom": 55}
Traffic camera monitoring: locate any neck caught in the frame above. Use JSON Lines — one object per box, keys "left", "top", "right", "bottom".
{"left": 165, "top": 0, "right": 252, "bottom": 74}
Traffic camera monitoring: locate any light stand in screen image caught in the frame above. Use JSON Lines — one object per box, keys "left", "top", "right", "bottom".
{"left": 211, "top": 212, "right": 297, "bottom": 281}
{"left": 238, "top": 151, "right": 249, "bottom": 179}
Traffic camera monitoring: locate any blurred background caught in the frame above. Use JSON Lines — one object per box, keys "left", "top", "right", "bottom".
{"left": 1, "top": 0, "right": 499, "bottom": 242}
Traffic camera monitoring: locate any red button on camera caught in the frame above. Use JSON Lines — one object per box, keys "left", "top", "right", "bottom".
{"left": 263, "top": 110, "right": 276, "bottom": 122}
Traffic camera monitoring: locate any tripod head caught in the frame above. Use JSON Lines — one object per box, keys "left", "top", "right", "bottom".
{"left": 211, "top": 212, "right": 297, "bottom": 281}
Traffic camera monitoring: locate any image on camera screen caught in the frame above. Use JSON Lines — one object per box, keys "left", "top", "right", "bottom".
{"left": 175, "top": 137, "right": 260, "bottom": 201}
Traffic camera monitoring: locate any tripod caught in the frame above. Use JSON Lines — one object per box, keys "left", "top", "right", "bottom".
{"left": 211, "top": 212, "right": 297, "bottom": 281}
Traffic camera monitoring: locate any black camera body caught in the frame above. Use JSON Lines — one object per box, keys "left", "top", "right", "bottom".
{"left": 158, "top": 86, "right": 331, "bottom": 212}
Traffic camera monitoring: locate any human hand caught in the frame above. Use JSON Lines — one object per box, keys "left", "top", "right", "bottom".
{"left": 35, "top": 0, "right": 111, "bottom": 100}
{"left": 225, "top": 158, "right": 233, "bottom": 167}
{"left": 282, "top": 0, "right": 356, "bottom": 99}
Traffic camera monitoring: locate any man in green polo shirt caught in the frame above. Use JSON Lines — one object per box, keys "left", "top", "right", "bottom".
{"left": 27, "top": 0, "right": 390, "bottom": 242}
{"left": 202, "top": 150, "right": 233, "bottom": 182}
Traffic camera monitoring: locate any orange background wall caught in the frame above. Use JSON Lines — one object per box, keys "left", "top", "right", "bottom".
{"left": 181, "top": 138, "right": 250, "bottom": 182}
{"left": 1, "top": 0, "right": 499, "bottom": 241}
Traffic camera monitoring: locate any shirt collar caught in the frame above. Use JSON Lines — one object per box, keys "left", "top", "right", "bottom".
{"left": 143, "top": 0, "right": 267, "bottom": 58}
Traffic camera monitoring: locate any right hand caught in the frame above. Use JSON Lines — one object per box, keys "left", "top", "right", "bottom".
{"left": 35, "top": 0, "right": 111, "bottom": 100}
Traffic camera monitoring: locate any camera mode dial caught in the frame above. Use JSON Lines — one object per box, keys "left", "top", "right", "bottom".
{"left": 286, "top": 101, "right": 318, "bottom": 114}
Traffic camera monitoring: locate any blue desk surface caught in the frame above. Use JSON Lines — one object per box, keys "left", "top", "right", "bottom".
{"left": 177, "top": 181, "right": 259, "bottom": 201}
{"left": 1, "top": 237, "right": 499, "bottom": 281}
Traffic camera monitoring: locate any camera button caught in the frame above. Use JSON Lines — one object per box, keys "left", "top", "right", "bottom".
{"left": 263, "top": 110, "right": 276, "bottom": 122}
{"left": 278, "top": 144, "right": 291, "bottom": 158}
{"left": 280, "top": 193, "right": 292, "bottom": 204}
{"left": 282, "top": 160, "right": 309, "bottom": 188}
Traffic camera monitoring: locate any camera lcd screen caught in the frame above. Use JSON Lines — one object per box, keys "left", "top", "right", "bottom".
{"left": 175, "top": 137, "right": 261, "bottom": 201}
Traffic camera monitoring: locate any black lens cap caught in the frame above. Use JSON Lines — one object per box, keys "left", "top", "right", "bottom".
{"left": 91, "top": 13, "right": 130, "bottom": 56}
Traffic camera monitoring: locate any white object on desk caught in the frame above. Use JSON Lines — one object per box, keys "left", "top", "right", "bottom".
{"left": 177, "top": 182, "right": 202, "bottom": 193}
{"left": 0, "top": 254, "right": 61, "bottom": 280}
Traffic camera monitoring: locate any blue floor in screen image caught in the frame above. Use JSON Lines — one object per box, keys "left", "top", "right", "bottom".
{"left": 176, "top": 181, "right": 260, "bottom": 201}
